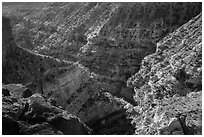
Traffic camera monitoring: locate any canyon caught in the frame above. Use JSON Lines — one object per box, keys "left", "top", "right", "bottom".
{"left": 2, "top": 2, "right": 202, "bottom": 135}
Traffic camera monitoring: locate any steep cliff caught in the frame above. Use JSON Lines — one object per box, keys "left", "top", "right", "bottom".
{"left": 127, "top": 13, "right": 202, "bottom": 135}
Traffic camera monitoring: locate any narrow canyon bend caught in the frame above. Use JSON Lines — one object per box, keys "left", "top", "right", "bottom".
{"left": 2, "top": 2, "right": 202, "bottom": 135}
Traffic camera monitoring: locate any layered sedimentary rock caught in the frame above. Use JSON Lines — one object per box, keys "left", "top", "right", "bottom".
{"left": 127, "top": 13, "right": 202, "bottom": 135}
{"left": 3, "top": 2, "right": 201, "bottom": 50}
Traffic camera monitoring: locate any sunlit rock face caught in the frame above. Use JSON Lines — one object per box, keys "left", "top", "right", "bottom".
{"left": 126, "top": 13, "right": 202, "bottom": 135}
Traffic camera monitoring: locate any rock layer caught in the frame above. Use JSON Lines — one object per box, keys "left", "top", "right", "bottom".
{"left": 3, "top": 3, "right": 201, "bottom": 50}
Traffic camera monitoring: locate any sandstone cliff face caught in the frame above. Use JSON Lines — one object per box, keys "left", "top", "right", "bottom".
{"left": 126, "top": 13, "right": 202, "bottom": 135}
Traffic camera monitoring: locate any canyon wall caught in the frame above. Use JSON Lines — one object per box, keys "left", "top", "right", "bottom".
{"left": 127, "top": 13, "right": 202, "bottom": 135}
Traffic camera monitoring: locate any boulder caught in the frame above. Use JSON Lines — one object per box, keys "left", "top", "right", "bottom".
{"left": 28, "top": 94, "right": 92, "bottom": 134}
{"left": 158, "top": 117, "right": 184, "bottom": 135}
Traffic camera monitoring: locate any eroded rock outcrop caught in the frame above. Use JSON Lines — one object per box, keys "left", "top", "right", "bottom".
{"left": 126, "top": 13, "right": 202, "bottom": 135}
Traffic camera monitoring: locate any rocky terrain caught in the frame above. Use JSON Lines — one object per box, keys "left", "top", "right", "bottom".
{"left": 2, "top": 90, "right": 91, "bottom": 135}
{"left": 2, "top": 2, "right": 202, "bottom": 135}
{"left": 3, "top": 2, "right": 202, "bottom": 104}
{"left": 2, "top": 15, "right": 134, "bottom": 135}
{"left": 127, "top": 13, "right": 202, "bottom": 135}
